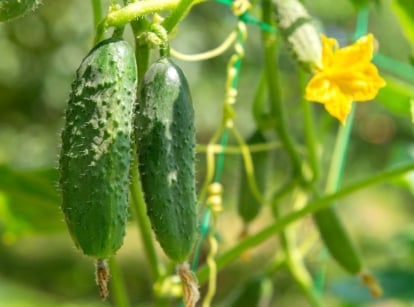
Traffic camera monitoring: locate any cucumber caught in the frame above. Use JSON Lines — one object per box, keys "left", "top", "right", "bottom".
{"left": 273, "top": 0, "right": 322, "bottom": 71}
{"left": 136, "top": 57, "right": 197, "bottom": 263}
{"left": 60, "top": 38, "right": 137, "bottom": 259}
{"left": 314, "top": 207, "right": 362, "bottom": 274}
{"left": 0, "top": 0, "right": 41, "bottom": 22}
{"left": 237, "top": 130, "right": 268, "bottom": 224}
{"left": 315, "top": 207, "right": 383, "bottom": 296}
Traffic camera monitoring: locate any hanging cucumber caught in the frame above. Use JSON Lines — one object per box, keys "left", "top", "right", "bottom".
{"left": 313, "top": 207, "right": 362, "bottom": 274}
{"left": 0, "top": 0, "right": 41, "bottom": 22}
{"left": 237, "top": 130, "right": 268, "bottom": 225}
{"left": 136, "top": 57, "right": 198, "bottom": 263}
{"left": 313, "top": 206, "right": 382, "bottom": 296}
{"left": 60, "top": 38, "right": 137, "bottom": 260}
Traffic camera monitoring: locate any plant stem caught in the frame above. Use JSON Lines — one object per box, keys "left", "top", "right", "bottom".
{"left": 106, "top": 0, "right": 182, "bottom": 27}
{"left": 299, "top": 70, "right": 319, "bottom": 182}
{"left": 162, "top": 0, "right": 195, "bottom": 33}
{"left": 91, "top": 0, "right": 103, "bottom": 30}
{"left": 231, "top": 127, "right": 265, "bottom": 203}
{"left": 196, "top": 141, "right": 280, "bottom": 155}
{"left": 130, "top": 23, "right": 171, "bottom": 307}
{"left": 261, "top": 0, "right": 303, "bottom": 180}
{"left": 286, "top": 243, "right": 322, "bottom": 307}
{"left": 196, "top": 161, "right": 414, "bottom": 284}
{"left": 273, "top": 201, "right": 322, "bottom": 307}
{"left": 92, "top": 0, "right": 105, "bottom": 44}
{"left": 130, "top": 152, "right": 164, "bottom": 280}
{"left": 325, "top": 108, "right": 355, "bottom": 192}
{"left": 129, "top": 56, "right": 163, "bottom": 277}
{"left": 129, "top": 18, "right": 163, "bottom": 282}
{"left": 135, "top": 40, "right": 150, "bottom": 81}
{"left": 109, "top": 257, "right": 131, "bottom": 307}
{"left": 252, "top": 70, "right": 268, "bottom": 127}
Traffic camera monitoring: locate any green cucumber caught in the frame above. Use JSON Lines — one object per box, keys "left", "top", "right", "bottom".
{"left": 273, "top": 0, "right": 322, "bottom": 71}
{"left": 60, "top": 38, "right": 137, "bottom": 259}
{"left": 237, "top": 130, "right": 268, "bottom": 224}
{"left": 315, "top": 207, "right": 383, "bottom": 296}
{"left": 136, "top": 57, "right": 197, "bottom": 263}
{"left": 314, "top": 207, "right": 362, "bottom": 274}
{"left": 0, "top": 0, "right": 41, "bottom": 22}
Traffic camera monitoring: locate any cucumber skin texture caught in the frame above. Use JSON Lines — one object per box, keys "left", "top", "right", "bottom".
{"left": 136, "top": 57, "right": 197, "bottom": 263}
{"left": 237, "top": 130, "right": 268, "bottom": 223}
{"left": 0, "top": 0, "right": 41, "bottom": 22}
{"left": 273, "top": 0, "right": 322, "bottom": 71}
{"left": 60, "top": 38, "right": 137, "bottom": 259}
{"left": 314, "top": 207, "right": 362, "bottom": 274}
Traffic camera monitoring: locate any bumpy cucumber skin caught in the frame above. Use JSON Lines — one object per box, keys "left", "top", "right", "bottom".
{"left": 136, "top": 57, "right": 197, "bottom": 263}
{"left": 0, "top": 0, "right": 41, "bottom": 22}
{"left": 273, "top": 0, "right": 322, "bottom": 71}
{"left": 60, "top": 38, "right": 137, "bottom": 259}
{"left": 237, "top": 130, "right": 268, "bottom": 224}
{"left": 314, "top": 207, "right": 362, "bottom": 274}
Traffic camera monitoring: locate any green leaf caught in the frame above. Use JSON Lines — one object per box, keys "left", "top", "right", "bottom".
{"left": 0, "top": 165, "right": 64, "bottom": 239}
{"left": 392, "top": 0, "right": 414, "bottom": 51}
{"left": 376, "top": 75, "right": 414, "bottom": 116}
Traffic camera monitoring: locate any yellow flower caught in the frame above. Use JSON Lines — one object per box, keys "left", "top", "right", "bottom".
{"left": 305, "top": 34, "right": 386, "bottom": 124}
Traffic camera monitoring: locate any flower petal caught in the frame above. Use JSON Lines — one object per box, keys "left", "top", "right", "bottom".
{"left": 324, "top": 92, "right": 353, "bottom": 124}
{"left": 332, "top": 34, "right": 374, "bottom": 69}
{"left": 305, "top": 73, "right": 338, "bottom": 104}
{"left": 306, "top": 33, "right": 385, "bottom": 123}
{"left": 320, "top": 35, "right": 338, "bottom": 68}
{"left": 330, "top": 64, "right": 386, "bottom": 101}
{"left": 305, "top": 74, "right": 353, "bottom": 123}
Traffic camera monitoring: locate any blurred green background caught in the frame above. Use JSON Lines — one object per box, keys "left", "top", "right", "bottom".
{"left": 1, "top": 0, "right": 414, "bottom": 306}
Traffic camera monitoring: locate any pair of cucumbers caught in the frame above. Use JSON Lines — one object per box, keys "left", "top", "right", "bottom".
{"left": 59, "top": 38, "right": 198, "bottom": 267}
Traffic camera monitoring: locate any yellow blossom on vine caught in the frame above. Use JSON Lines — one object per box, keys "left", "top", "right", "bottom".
{"left": 305, "top": 34, "right": 386, "bottom": 124}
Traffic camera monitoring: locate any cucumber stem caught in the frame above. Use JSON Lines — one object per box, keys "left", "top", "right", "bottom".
{"left": 162, "top": 0, "right": 195, "bottom": 33}
{"left": 178, "top": 262, "right": 200, "bottom": 307}
{"left": 130, "top": 146, "right": 164, "bottom": 280}
{"left": 106, "top": 0, "right": 182, "bottom": 27}
{"left": 91, "top": 0, "right": 103, "bottom": 31}
{"left": 299, "top": 70, "right": 319, "bottom": 182}
{"left": 95, "top": 259, "right": 110, "bottom": 300}
{"left": 196, "top": 141, "right": 280, "bottom": 155}
{"left": 108, "top": 258, "right": 131, "bottom": 307}
{"left": 325, "top": 107, "right": 355, "bottom": 193}
{"left": 273, "top": 199, "right": 322, "bottom": 307}
{"left": 360, "top": 271, "right": 383, "bottom": 297}
{"left": 261, "top": 0, "right": 304, "bottom": 182}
